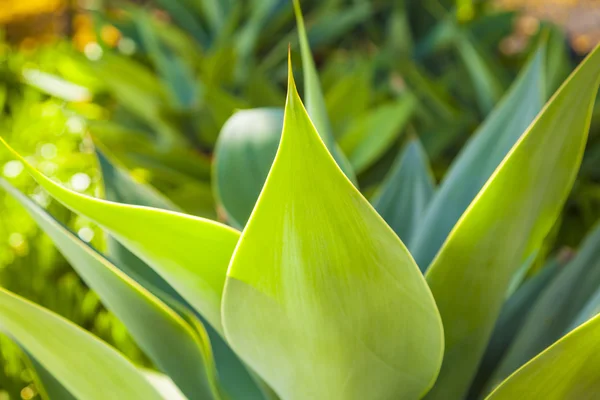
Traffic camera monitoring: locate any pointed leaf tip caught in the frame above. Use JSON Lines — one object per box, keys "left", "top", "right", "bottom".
{"left": 223, "top": 55, "right": 443, "bottom": 400}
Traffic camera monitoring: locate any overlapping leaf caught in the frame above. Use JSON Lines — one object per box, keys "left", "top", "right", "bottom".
{"left": 213, "top": 108, "right": 283, "bottom": 228}
{"left": 0, "top": 137, "right": 239, "bottom": 335}
{"left": 410, "top": 44, "right": 546, "bottom": 269}
{"left": 0, "top": 178, "right": 220, "bottom": 399}
{"left": 372, "top": 137, "right": 435, "bottom": 243}
{"left": 222, "top": 58, "right": 443, "bottom": 400}
{"left": 490, "top": 223, "right": 600, "bottom": 388}
{"left": 486, "top": 313, "right": 600, "bottom": 399}
{"left": 97, "top": 148, "right": 268, "bottom": 400}
{"left": 424, "top": 44, "right": 600, "bottom": 399}
{"left": 0, "top": 287, "right": 162, "bottom": 400}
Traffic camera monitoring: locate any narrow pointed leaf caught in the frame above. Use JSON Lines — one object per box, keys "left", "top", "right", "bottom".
{"left": 95, "top": 147, "right": 186, "bottom": 303}
{"left": 0, "top": 287, "right": 162, "bottom": 400}
{"left": 424, "top": 45, "right": 600, "bottom": 400}
{"left": 0, "top": 178, "right": 220, "bottom": 400}
{"left": 222, "top": 58, "right": 443, "bottom": 400}
{"left": 0, "top": 137, "right": 239, "bottom": 335}
{"left": 486, "top": 313, "right": 600, "bottom": 399}
{"left": 97, "top": 148, "right": 268, "bottom": 400}
{"left": 293, "top": 0, "right": 356, "bottom": 184}
{"left": 371, "top": 137, "right": 435, "bottom": 243}
{"left": 339, "top": 96, "right": 417, "bottom": 174}
{"left": 491, "top": 224, "right": 600, "bottom": 388}
{"left": 410, "top": 44, "right": 546, "bottom": 270}
{"left": 213, "top": 108, "right": 283, "bottom": 228}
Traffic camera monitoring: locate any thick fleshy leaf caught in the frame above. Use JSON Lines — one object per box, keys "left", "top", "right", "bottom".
{"left": 409, "top": 44, "right": 546, "bottom": 270}
{"left": 293, "top": 0, "right": 356, "bottom": 183}
{"left": 0, "top": 287, "right": 162, "bottom": 400}
{"left": 0, "top": 178, "right": 220, "bottom": 399}
{"left": 96, "top": 148, "right": 268, "bottom": 400}
{"left": 371, "top": 137, "right": 435, "bottom": 243}
{"left": 490, "top": 223, "right": 600, "bottom": 388}
{"left": 0, "top": 137, "right": 239, "bottom": 335}
{"left": 485, "top": 313, "right": 600, "bottom": 399}
{"left": 213, "top": 108, "right": 283, "bottom": 228}
{"left": 424, "top": 44, "right": 600, "bottom": 400}
{"left": 222, "top": 57, "right": 443, "bottom": 400}
{"left": 339, "top": 96, "right": 417, "bottom": 174}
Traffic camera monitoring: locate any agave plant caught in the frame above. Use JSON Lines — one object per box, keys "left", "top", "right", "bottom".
{"left": 2, "top": 3, "right": 600, "bottom": 400}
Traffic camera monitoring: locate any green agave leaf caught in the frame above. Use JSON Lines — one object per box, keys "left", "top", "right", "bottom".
{"left": 424, "top": 44, "right": 600, "bottom": 400}
{"left": 151, "top": 0, "right": 209, "bottom": 46}
{"left": 569, "top": 280, "right": 600, "bottom": 331}
{"left": 485, "top": 313, "right": 600, "bottom": 399}
{"left": 135, "top": 12, "right": 198, "bottom": 110}
{"left": 0, "top": 138, "right": 239, "bottom": 336}
{"left": 222, "top": 57, "right": 443, "bottom": 400}
{"left": 339, "top": 96, "right": 417, "bottom": 174}
{"left": 0, "top": 287, "right": 162, "bottom": 400}
{"left": 143, "top": 370, "right": 187, "bottom": 400}
{"left": 95, "top": 147, "right": 187, "bottom": 302}
{"left": 371, "top": 137, "right": 435, "bottom": 243}
{"left": 0, "top": 178, "right": 220, "bottom": 399}
{"left": 213, "top": 108, "right": 283, "bottom": 228}
{"left": 455, "top": 31, "right": 504, "bottom": 114}
{"left": 409, "top": 43, "right": 547, "bottom": 270}
{"left": 490, "top": 223, "right": 600, "bottom": 389}
{"left": 97, "top": 147, "right": 268, "bottom": 400}
{"left": 469, "top": 257, "right": 564, "bottom": 398}
{"left": 27, "top": 353, "right": 77, "bottom": 400}
{"left": 293, "top": 0, "right": 356, "bottom": 184}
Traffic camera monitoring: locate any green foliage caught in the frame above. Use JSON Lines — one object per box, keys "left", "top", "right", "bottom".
{"left": 1, "top": 1, "right": 600, "bottom": 400}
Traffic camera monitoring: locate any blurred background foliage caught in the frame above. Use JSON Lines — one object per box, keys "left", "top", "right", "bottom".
{"left": 0, "top": 0, "right": 599, "bottom": 398}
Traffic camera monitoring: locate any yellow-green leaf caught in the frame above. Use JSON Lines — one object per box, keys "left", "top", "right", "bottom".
{"left": 222, "top": 56, "right": 443, "bottom": 400}
{"left": 424, "top": 45, "right": 600, "bottom": 399}
{"left": 0, "top": 138, "right": 239, "bottom": 335}
{"left": 0, "top": 287, "right": 162, "bottom": 400}
{"left": 293, "top": 0, "right": 356, "bottom": 183}
{"left": 0, "top": 178, "right": 220, "bottom": 399}
{"left": 485, "top": 313, "right": 600, "bottom": 399}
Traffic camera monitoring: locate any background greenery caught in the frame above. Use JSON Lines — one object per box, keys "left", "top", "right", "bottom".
{"left": 0, "top": 0, "right": 599, "bottom": 398}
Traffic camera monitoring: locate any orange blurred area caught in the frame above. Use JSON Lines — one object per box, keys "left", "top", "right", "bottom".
{"left": 496, "top": 0, "right": 600, "bottom": 52}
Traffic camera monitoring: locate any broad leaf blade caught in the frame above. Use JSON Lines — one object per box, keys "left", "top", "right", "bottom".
{"left": 371, "top": 137, "right": 435, "bottom": 243}
{"left": 293, "top": 0, "right": 356, "bottom": 183}
{"left": 0, "top": 137, "right": 239, "bottom": 335}
{"left": 424, "top": 44, "right": 600, "bottom": 399}
{"left": 213, "top": 108, "right": 283, "bottom": 228}
{"left": 0, "top": 287, "right": 162, "bottom": 400}
{"left": 485, "top": 313, "right": 600, "bottom": 399}
{"left": 222, "top": 57, "right": 443, "bottom": 400}
{"left": 410, "top": 44, "right": 546, "bottom": 270}
{"left": 0, "top": 179, "right": 220, "bottom": 399}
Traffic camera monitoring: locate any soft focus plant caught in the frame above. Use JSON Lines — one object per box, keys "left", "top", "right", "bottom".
{"left": 2, "top": 2, "right": 600, "bottom": 400}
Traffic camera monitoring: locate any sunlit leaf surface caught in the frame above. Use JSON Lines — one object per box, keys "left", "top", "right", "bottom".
{"left": 222, "top": 57, "right": 443, "bottom": 400}
{"left": 424, "top": 44, "right": 600, "bottom": 400}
